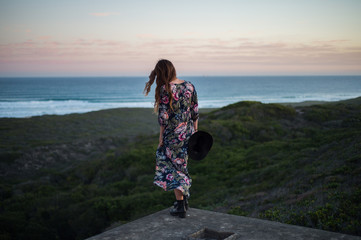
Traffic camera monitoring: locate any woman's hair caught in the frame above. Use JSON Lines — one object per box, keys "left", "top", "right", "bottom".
{"left": 144, "top": 59, "right": 176, "bottom": 112}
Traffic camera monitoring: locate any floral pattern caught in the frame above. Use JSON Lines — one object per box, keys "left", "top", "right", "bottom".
{"left": 154, "top": 81, "right": 199, "bottom": 197}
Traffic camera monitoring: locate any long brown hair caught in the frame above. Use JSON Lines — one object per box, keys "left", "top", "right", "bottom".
{"left": 144, "top": 59, "right": 176, "bottom": 113}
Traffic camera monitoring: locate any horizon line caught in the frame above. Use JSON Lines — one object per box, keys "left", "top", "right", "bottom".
{"left": 1, "top": 74, "right": 361, "bottom": 78}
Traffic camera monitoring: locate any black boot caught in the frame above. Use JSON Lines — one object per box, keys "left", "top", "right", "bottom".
{"left": 170, "top": 199, "right": 186, "bottom": 218}
{"left": 173, "top": 196, "right": 189, "bottom": 211}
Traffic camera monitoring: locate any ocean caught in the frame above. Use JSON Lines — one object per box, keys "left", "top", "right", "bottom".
{"left": 1, "top": 76, "right": 360, "bottom": 118}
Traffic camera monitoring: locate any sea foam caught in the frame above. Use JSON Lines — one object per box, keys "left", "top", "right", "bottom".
{"left": 1, "top": 76, "right": 360, "bottom": 118}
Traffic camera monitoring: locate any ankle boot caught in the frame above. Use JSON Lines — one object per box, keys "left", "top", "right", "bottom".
{"left": 173, "top": 196, "right": 189, "bottom": 210}
{"left": 170, "top": 200, "right": 186, "bottom": 218}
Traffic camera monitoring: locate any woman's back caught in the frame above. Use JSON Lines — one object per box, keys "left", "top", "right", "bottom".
{"left": 158, "top": 81, "right": 198, "bottom": 130}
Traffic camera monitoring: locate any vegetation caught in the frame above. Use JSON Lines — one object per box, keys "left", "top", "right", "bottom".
{"left": 0, "top": 98, "right": 360, "bottom": 239}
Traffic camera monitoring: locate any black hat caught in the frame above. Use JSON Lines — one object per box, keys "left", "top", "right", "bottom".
{"left": 188, "top": 131, "right": 213, "bottom": 160}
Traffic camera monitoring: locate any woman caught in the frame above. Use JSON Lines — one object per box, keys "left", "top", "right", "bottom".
{"left": 144, "top": 59, "right": 199, "bottom": 218}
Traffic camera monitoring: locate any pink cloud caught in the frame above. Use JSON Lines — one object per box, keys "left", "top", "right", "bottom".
{"left": 38, "top": 36, "right": 52, "bottom": 40}
{"left": 0, "top": 38, "right": 135, "bottom": 63}
{"left": 136, "top": 34, "right": 156, "bottom": 39}
{"left": 1, "top": 36, "right": 360, "bottom": 75}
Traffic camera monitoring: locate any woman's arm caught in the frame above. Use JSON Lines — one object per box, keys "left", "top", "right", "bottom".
{"left": 190, "top": 83, "right": 199, "bottom": 132}
{"left": 159, "top": 125, "right": 165, "bottom": 147}
{"left": 194, "top": 119, "right": 198, "bottom": 132}
{"left": 158, "top": 85, "right": 169, "bottom": 147}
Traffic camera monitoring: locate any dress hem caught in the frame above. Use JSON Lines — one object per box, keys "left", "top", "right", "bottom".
{"left": 153, "top": 181, "right": 189, "bottom": 197}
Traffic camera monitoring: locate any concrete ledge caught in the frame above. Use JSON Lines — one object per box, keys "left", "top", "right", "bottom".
{"left": 86, "top": 208, "right": 361, "bottom": 240}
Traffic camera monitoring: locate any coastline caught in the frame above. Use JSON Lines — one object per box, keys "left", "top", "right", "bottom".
{"left": 2, "top": 75, "right": 361, "bottom": 118}
{"left": 1, "top": 97, "right": 357, "bottom": 120}
{"left": 1, "top": 96, "right": 359, "bottom": 159}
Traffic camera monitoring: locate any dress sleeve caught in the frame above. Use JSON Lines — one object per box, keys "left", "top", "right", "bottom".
{"left": 158, "top": 86, "right": 170, "bottom": 127}
{"left": 190, "top": 85, "right": 199, "bottom": 121}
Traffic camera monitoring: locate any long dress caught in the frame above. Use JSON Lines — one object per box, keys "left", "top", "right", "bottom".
{"left": 153, "top": 81, "right": 199, "bottom": 197}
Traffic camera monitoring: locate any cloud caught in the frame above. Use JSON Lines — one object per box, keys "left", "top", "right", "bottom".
{"left": 1, "top": 36, "right": 361, "bottom": 75}
{"left": 89, "top": 12, "right": 119, "bottom": 17}
{"left": 0, "top": 38, "right": 132, "bottom": 62}
{"left": 136, "top": 34, "right": 156, "bottom": 40}
{"left": 38, "top": 36, "right": 52, "bottom": 40}
{"left": 142, "top": 37, "right": 361, "bottom": 64}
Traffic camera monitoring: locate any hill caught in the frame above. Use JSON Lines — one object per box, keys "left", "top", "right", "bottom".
{"left": 0, "top": 98, "right": 360, "bottom": 239}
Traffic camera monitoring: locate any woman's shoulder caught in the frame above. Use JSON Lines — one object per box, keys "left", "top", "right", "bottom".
{"left": 183, "top": 81, "right": 196, "bottom": 91}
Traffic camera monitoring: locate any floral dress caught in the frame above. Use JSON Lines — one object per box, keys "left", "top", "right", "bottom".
{"left": 154, "top": 81, "right": 199, "bottom": 197}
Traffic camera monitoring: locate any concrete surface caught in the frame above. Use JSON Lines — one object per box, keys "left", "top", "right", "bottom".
{"left": 86, "top": 208, "right": 361, "bottom": 240}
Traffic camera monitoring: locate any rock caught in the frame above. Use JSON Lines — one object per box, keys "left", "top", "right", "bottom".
{"left": 86, "top": 208, "right": 361, "bottom": 240}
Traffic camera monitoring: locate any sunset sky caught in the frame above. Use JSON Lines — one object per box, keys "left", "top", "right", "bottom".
{"left": 1, "top": 0, "right": 361, "bottom": 76}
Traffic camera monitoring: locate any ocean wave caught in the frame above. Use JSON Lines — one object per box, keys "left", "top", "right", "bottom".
{"left": 1, "top": 93, "right": 360, "bottom": 118}
{"left": 1, "top": 76, "right": 361, "bottom": 118}
{"left": 0, "top": 100, "right": 154, "bottom": 118}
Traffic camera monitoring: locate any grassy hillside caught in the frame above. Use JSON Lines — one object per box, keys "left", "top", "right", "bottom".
{"left": 0, "top": 98, "right": 360, "bottom": 239}
{"left": 196, "top": 99, "right": 361, "bottom": 234}
{"left": 0, "top": 108, "right": 157, "bottom": 155}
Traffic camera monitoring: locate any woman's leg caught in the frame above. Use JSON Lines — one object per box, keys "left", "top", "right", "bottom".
{"left": 171, "top": 189, "right": 186, "bottom": 218}
{"left": 174, "top": 189, "right": 184, "bottom": 200}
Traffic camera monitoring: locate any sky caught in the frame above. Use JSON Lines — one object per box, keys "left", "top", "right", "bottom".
{"left": 0, "top": 0, "right": 361, "bottom": 76}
